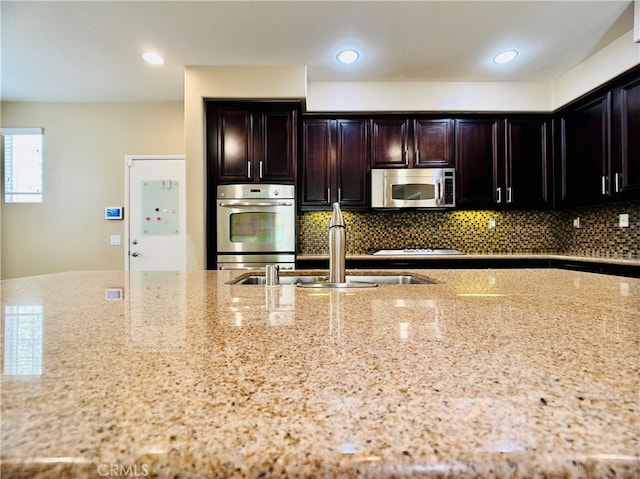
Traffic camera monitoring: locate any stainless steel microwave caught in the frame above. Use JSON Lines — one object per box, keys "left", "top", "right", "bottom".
{"left": 371, "top": 168, "right": 456, "bottom": 209}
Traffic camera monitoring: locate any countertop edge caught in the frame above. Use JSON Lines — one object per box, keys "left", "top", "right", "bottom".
{"left": 296, "top": 253, "right": 640, "bottom": 266}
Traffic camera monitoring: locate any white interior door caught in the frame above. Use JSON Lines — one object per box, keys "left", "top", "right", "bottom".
{"left": 125, "top": 155, "right": 186, "bottom": 271}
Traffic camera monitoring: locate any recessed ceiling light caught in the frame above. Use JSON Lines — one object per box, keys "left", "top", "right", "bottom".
{"left": 336, "top": 49, "right": 360, "bottom": 65}
{"left": 493, "top": 49, "right": 519, "bottom": 64}
{"left": 142, "top": 52, "right": 165, "bottom": 66}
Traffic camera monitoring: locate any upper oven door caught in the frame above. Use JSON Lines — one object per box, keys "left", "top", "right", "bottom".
{"left": 216, "top": 199, "right": 296, "bottom": 253}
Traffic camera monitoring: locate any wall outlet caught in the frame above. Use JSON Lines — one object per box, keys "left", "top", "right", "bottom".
{"left": 573, "top": 217, "right": 580, "bottom": 228}
{"left": 619, "top": 213, "right": 630, "bottom": 228}
{"left": 110, "top": 234, "right": 121, "bottom": 246}
{"left": 488, "top": 218, "right": 496, "bottom": 230}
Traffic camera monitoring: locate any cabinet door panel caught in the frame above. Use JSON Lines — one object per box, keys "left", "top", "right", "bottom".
{"left": 371, "top": 119, "right": 409, "bottom": 167}
{"left": 507, "top": 119, "right": 550, "bottom": 208}
{"left": 618, "top": 78, "right": 640, "bottom": 195}
{"left": 455, "top": 119, "right": 503, "bottom": 207}
{"left": 301, "top": 120, "right": 332, "bottom": 207}
{"left": 260, "top": 110, "right": 296, "bottom": 182}
{"left": 336, "top": 119, "right": 369, "bottom": 208}
{"left": 561, "top": 94, "right": 610, "bottom": 206}
{"left": 413, "top": 119, "right": 454, "bottom": 167}
{"left": 217, "top": 110, "right": 252, "bottom": 181}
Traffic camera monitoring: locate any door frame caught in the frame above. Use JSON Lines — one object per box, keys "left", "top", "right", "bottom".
{"left": 123, "top": 155, "right": 186, "bottom": 271}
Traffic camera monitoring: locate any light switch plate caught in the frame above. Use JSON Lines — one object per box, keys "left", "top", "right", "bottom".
{"left": 573, "top": 217, "right": 580, "bottom": 228}
{"left": 619, "top": 213, "right": 630, "bottom": 228}
{"left": 488, "top": 218, "right": 496, "bottom": 230}
{"left": 110, "top": 234, "right": 121, "bottom": 246}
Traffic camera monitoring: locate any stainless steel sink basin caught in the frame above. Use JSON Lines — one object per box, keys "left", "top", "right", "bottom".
{"left": 228, "top": 272, "right": 435, "bottom": 286}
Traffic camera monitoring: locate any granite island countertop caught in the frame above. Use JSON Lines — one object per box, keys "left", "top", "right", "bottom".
{"left": 1, "top": 269, "right": 639, "bottom": 478}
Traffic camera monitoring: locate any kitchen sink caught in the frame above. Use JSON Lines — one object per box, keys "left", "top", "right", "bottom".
{"left": 228, "top": 272, "right": 436, "bottom": 286}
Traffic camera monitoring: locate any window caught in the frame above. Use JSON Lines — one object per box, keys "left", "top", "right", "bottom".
{"left": 2, "top": 128, "right": 43, "bottom": 203}
{"left": 4, "top": 305, "right": 43, "bottom": 375}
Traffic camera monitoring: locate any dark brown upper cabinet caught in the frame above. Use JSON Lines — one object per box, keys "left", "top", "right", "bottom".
{"left": 559, "top": 93, "right": 612, "bottom": 207}
{"left": 300, "top": 118, "right": 369, "bottom": 211}
{"left": 456, "top": 117, "right": 550, "bottom": 209}
{"left": 557, "top": 67, "right": 640, "bottom": 206}
{"left": 371, "top": 118, "right": 454, "bottom": 168}
{"left": 504, "top": 117, "right": 551, "bottom": 209}
{"left": 614, "top": 75, "right": 640, "bottom": 197}
{"left": 414, "top": 119, "right": 455, "bottom": 167}
{"left": 455, "top": 118, "right": 504, "bottom": 208}
{"left": 210, "top": 102, "right": 298, "bottom": 184}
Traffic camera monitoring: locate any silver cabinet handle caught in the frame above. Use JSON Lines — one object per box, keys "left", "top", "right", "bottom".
{"left": 414, "top": 150, "right": 420, "bottom": 166}
{"left": 259, "top": 160, "right": 263, "bottom": 179}
{"left": 338, "top": 187, "right": 342, "bottom": 203}
{"left": 247, "top": 161, "right": 252, "bottom": 179}
{"left": 601, "top": 175, "right": 607, "bottom": 195}
{"left": 327, "top": 188, "right": 331, "bottom": 204}
{"left": 507, "top": 187, "right": 513, "bottom": 204}
{"left": 496, "top": 187, "right": 502, "bottom": 204}
{"left": 404, "top": 150, "right": 408, "bottom": 166}
{"left": 615, "top": 173, "right": 622, "bottom": 193}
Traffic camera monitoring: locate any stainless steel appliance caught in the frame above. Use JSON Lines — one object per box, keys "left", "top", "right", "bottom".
{"left": 371, "top": 168, "right": 455, "bottom": 208}
{"left": 216, "top": 184, "right": 296, "bottom": 270}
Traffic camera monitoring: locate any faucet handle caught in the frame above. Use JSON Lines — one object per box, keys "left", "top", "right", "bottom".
{"left": 265, "top": 264, "right": 280, "bottom": 286}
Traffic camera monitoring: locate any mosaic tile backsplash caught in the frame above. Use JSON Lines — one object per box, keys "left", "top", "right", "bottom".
{"left": 298, "top": 200, "right": 640, "bottom": 260}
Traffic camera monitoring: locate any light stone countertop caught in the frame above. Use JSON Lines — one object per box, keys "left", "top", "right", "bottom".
{"left": 1, "top": 269, "right": 639, "bottom": 478}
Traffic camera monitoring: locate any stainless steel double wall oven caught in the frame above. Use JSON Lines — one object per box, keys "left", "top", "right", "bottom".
{"left": 216, "top": 184, "right": 296, "bottom": 270}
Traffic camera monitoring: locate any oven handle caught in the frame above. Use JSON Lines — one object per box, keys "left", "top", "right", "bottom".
{"left": 218, "top": 201, "right": 294, "bottom": 208}
{"left": 218, "top": 266, "right": 262, "bottom": 270}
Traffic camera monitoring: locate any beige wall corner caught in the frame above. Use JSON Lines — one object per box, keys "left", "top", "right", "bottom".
{"left": 184, "top": 65, "right": 307, "bottom": 270}
{"left": 553, "top": 29, "right": 640, "bottom": 109}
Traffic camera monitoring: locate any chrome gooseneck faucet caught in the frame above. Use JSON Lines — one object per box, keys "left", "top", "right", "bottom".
{"left": 329, "top": 202, "right": 346, "bottom": 284}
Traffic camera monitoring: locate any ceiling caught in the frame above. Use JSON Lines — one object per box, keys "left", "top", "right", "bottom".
{"left": 1, "top": 0, "right": 635, "bottom": 102}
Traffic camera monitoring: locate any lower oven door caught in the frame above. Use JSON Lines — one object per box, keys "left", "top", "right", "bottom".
{"left": 216, "top": 199, "right": 296, "bottom": 254}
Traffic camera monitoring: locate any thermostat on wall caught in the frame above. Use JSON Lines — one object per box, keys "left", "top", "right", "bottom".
{"left": 105, "top": 206, "right": 123, "bottom": 220}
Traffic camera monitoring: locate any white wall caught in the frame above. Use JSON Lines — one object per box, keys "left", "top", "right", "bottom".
{"left": 307, "top": 81, "right": 552, "bottom": 112}
{"left": 1, "top": 102, "right": 184, "bottom": 279}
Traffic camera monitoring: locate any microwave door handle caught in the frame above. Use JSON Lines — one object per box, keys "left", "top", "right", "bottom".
{"left": 437, "top": 180, "right": 443, "bottom": 205}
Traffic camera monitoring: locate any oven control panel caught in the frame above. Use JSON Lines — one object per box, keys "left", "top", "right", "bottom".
{"left": 217, "top": 184, "right": 295, "bottom": 200}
